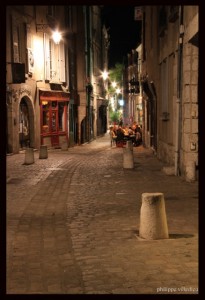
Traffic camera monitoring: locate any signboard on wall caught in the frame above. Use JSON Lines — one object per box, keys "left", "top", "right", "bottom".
{"left": 27, "top": 48, "right": 34, "bottom": 73}
{"left": 12, "top": 63, "right": 25, "bottom": 83}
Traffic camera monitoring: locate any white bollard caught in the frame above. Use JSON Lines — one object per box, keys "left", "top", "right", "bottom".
{"left": 123, "top": 147, "right": 134, "bottom": 169}
{"left": 126, "top": 140, "right": 133, "bottom": 151}
{"left": 39, "top": 145, "right": 48, "bottom": 159}
{"left": 139, "top": 193, "right": 169, "bottom": 240}
{"left": 24, "top": 148, "right": 34, "bottom": 165}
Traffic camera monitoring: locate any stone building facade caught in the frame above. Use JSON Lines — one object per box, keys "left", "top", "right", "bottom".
{"left": 141, "top": 5, "right": 198, "bottom": 181}
{"left": 6, "top": 5, "right": 109, "bottom": 153}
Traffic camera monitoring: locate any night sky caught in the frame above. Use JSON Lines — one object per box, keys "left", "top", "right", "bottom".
{"left": 102, "top": 6, "right": 142, "bottom": 68}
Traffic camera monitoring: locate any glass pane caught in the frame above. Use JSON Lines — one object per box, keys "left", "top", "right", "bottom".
{"left": 42, "top": 101, "right": 50, "bottom": 109}
{"left": 52, "top": 101, "right": 57, "bottom": 108}
{"left": 42, "top": 110, "right": 49, "bottom": 133}
{"left": 51, "top": 111, "right": 57, "bottom": 131}
{"left": 58, "top": 102, "right": 65, "bottom": 131}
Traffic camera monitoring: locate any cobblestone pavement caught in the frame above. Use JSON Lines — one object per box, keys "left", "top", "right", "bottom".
{"left": 6, "top": 133, "right": 199, "bottom": 294}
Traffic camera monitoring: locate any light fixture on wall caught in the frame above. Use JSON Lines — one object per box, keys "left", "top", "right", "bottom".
{"left": 101, "top": 70, "right": 108, "bottom": 81}
{"left": 52, "top": 31, "right": 62, "bottom": 44}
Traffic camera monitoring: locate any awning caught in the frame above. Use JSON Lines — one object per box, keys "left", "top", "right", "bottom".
{"left": 39, "top": 89, "right": 70, "bottom": 102}
{"left": 142, "top": 80, "right": 156, "bottom": 100}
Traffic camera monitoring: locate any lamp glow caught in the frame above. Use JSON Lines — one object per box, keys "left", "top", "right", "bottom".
{"left": 112, "top": 81, "right": 117, "bottom": 88}
{"left": 52, "top": 31, "right": 62, "bottom": 44}
{"left": 102, "top": 70, "right": 108, "bottom": 81}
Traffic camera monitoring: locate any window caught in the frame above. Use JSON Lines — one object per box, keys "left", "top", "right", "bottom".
{"left": 44, "top": 34, "right": 51, "bottom": 80}
{"left": 58, "top": 102, "right": 65, "bottom": 131}
{"left": 41, "top": 100, "right": 68, "bottom": 134}
{"left": 49, "top": 39, "right": 53, "bottom": 80}
{"left": 65, "top": 6, "right": 73, "bottom": 28}
{"left": 47, "top": 6, "right": 56, "bottom": 17}
{"left": 59, "top": 42, "right": 65, "bottom": 82}
{"left": 51, "top": 111, "right": 57, "bottom": 132}
{"left": 42, "top": 102, "right": 50, "bottom": 133}
{"left": 12, "top": 15, "right": 20, "bottom": 63}
{"left": 158, "top": 6, "right": 167, "bottom": 37}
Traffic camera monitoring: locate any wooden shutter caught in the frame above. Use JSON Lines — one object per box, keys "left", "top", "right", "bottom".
{"left": 45, "top": 34, "right": 50, "bottom": 80}
{"left": 59, "top": 42, "right": 65, "bottom": 82}
{"left": 12, "top": 15, "right": 19, "bottom": 63}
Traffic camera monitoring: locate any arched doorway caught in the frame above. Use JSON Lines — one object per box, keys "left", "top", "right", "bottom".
{"left": 19, "top": 97, "right": 34, "bottom": 149}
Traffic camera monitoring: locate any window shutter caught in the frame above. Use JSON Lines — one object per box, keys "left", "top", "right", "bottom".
{"left": 51, "top": 42, "right": 57, "bottom": 80}
{"left": 59, "top": 42, "right": 65, "bottom": 82}
{"left": 12, "top": 16, "right": 19, "bottom": 63}
{"left": 45, "top": 34, "right": 50, "bottom": 80}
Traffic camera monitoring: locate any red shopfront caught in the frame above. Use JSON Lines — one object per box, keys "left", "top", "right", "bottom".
{"left": 39, "top": 90, "right": 70, "bottom": 147}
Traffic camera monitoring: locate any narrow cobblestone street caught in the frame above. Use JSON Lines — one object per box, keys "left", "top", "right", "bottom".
{"left": 6, "top": 134, "right": 198, "bottom": 294}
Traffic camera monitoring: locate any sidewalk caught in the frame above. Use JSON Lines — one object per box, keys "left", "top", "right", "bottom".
{"left": 6, "top": 133, "right": 198, "bottom": 294}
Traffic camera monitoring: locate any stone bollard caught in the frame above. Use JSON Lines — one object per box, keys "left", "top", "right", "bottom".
{"left": 24, "top": 148, "right": 34, "bottom": 165}
{"left": 126, "top": 140, "right": 133, "bottom": 151}
{"left": 123, "top": 147, "right": 134, "bottom": 169}
{"left": 39, "top": 145, "right": 48, "bottom": 159}
{"left": 139, "top": 193, "right": 169, "bottom": 240}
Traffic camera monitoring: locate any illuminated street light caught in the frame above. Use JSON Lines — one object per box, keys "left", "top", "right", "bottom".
{"left": 101, "top": 70, "right": 109, "bottom": 99}
{"left": 111, "top": 81, "right": 117, "bottom": 88}
{"left": 116, "top": 88, "right": 121, "bottom": 94}
{"left": 52, "top": 31, "right": 62, "bottom": 44}
{"left": 119, "top": 99, "right": 124, "bottom": 106}
{"left": 101, "top": 70, "right": 109, "bottom": 81}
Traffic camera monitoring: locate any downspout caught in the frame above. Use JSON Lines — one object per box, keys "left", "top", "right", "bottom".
{"left": 84, "top": 6, "right": 91, "bottom": 143}
{"left": 43, "top": 32, "right": 46, "bottom": 81}
{"left": 89, "top": 9, "right": 93, "bottom": 139}
{"left": 175, "top": 6, "right": 184, "bottom": 176}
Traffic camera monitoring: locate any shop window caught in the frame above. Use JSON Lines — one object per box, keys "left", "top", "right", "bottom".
{"left": 41, "top": 100, "right": 68, "bottom": 134}
{"left": 58, "top": 102, "right": 65, "bottom": 131}
{"left": 51, "top": 111, "right": 57, "bottom": 132}
{"left": 42, "top": 102, "right": 50, "bottom": 133}
{"left": 52, "top": 101, "right": 57, "bottom": 108}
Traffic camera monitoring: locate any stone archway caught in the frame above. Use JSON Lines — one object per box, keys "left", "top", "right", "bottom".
{"left": 19, "top": 96, "right": 35, "bottom": 149}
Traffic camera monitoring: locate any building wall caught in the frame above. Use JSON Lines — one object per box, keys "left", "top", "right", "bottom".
{"left": 141, "top": 6, "right": 160, "bottom": 151}
{"left": 6, "top": 5, "right": 70, "bottom": 153}
{"left": 6, "top": 6, "right": 39, "bottom": 153}
{"left": 180, "top": 6, "right": 198, "bottom": 178}
{"left": 142, "top": 5, "right": 198, "bottom": 180}
{"left": 92, "top": 7, "right": 109, "bottom": 137}
{"left": 156, "top": 6, "right": 178, "bottom": 164}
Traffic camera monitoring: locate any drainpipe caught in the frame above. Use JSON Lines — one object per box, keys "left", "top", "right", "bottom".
{"left": 175, "top": 6, "right": 184, "bottom": 176}
{"left": 84, "top": 6, "right": 91, "bottom": 143}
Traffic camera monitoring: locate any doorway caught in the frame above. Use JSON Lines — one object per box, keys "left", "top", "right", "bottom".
{"left": 19, "top": 98, "right": 30, "bottom": 148}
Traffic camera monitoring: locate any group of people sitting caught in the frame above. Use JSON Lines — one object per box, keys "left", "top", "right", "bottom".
{"left": 109, "top": 122, "right": 142, "bottom": 147}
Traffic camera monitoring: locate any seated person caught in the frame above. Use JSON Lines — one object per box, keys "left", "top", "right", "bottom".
{"left": 116, "top": 126, "right": 125, "bottom": 142}
{"left": 128, "top": 127, "right": 134, "bottom": 135}
{"left": 109, "top": 126, "right": 117, "bottom": 147}
{"left": 135, "top": 130, "right": 142, "bottom": 146}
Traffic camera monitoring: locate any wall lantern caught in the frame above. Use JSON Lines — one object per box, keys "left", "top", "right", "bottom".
{"left": 101, "top": 70, "right": 109, "bottom": 81}
{"left": 52, "top": 31, "right": 62, "bottom": 44}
